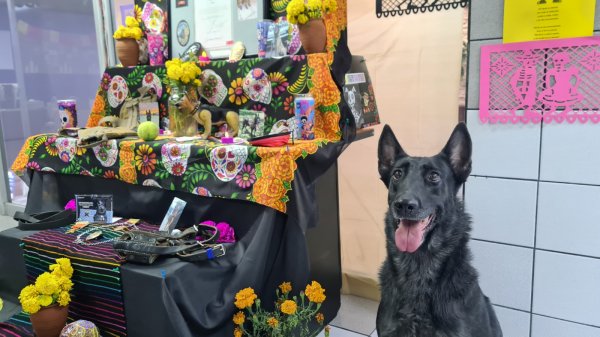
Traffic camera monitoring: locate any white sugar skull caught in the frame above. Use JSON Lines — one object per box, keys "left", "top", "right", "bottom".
{"left": 243, "top": 68, "right": 272, "bottom": 104}
{"left": 160, "top": 143, "right": 191, "bottom": 176}
{"left": 107, "top": 76, "right": 129, "bottom": 108}
{"left": 209, "top": 145, "right": 248, "bottom": 182}
{"left": 199, "top": 70, "right": 227, "bottom": 106}
{"left": 92, "top": 140, "right": 118, "bottom": 167}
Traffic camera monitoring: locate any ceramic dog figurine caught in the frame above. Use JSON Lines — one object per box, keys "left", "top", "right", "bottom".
{"left": 176, "top": 94, "right": 239, "bottom": 139}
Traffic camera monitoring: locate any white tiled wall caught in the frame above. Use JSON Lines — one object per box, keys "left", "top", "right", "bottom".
{"left": 466, "top": 1, "right": 600, "bottom": 335}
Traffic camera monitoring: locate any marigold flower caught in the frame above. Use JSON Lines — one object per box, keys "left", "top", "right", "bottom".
{"left": 57, "top": 291, "right": 70, "bottom": 307}
{"left": 234, "top": 287, "right": 257, "bottom": 309}
{"left": 280, "top": 300, "right": 297, "bottom": 315}
{"left": 316, "top": 312, "right": 324, "bottom": 324}
{"left": 34, "top": 272, "right": 59, "bottom": 296}
{"left": 278, "top": 282, "right": 292, "bottom": 294}
{"left": 233, "top": 311, "right": 245, "bottom": 325}
{"left": 305, "top": 281, "right": 326, "bottom": 304}
{"left": 233, "top": 327, "right": 243, "bottom": 337}
{"left": 267, "top": 317, "right": 279, "bottom": 327}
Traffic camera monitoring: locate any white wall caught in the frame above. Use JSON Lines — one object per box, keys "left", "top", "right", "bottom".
{"left": 466, "top": 0, "right": 600, "bottom": 335}
{"left": 339, "top": 1, "right": 464, "bottom": 299}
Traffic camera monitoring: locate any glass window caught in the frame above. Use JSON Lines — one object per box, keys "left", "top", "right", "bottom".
{"left": 0, "top": 0, "right": 101, "bottom": 206}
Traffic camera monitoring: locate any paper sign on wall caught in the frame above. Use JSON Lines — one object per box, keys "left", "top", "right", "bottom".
{"left": 503, "top": 0, "right": 595, "bottom": 43}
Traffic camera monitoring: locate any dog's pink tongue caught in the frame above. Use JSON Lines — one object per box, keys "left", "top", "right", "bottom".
{"left": 395, "top": 220, "right": 428, "bottom": 253}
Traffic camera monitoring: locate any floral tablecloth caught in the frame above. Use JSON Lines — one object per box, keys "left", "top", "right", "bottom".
{"left": 12, "top": 53, "right": 342, "bottom": 213}
{"left": 12, "top": 136, "right": 331, "bottom": 213}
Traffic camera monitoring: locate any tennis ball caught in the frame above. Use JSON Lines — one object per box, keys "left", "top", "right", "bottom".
{"left": 137, "top": 121, "right": 159, "bottom": 141}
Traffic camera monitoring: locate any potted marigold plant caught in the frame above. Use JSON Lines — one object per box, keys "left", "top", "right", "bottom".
{"left": 113, "top": 16, "right": 144, "bottom": 67}
{"left": 286, "top": 0, "right": 337, "bottom": 53}
{"left": 232, "top": 281, "right": 330, "bottom": 337}
{"left": 165, "top": 57, "right": 202, "bottom": 136}
{"left": 19, "top": 258, "right": 74, "bottom": 337}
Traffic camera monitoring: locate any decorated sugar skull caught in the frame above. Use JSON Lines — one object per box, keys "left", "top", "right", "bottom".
{"left": 107, "top": 76, "right": 129, "bottom": 108}
{"left": 243, "top": 68, "right": 272, "bottom": 104}
{"left": 141, "top": 2, "right": 165, "bottom": 35}
{"left": 56, "top": 137, "right": 77, "bottom": 163}
{"left": 142, "top": 72, "right": 163, "bottom": 97}
{"left": 60, "top": 320, "right": 100, "bottom": 337}
{"left": 93, "top": 140, "right": 119, "bottom": 167}
{"left": 199, "top": 70, "right": 227, "bottom": 106}
{"left": 193, "top": 186, "right": 212, "bottom": 197}
{"left": 551, "top": 51, "right": 571, "bottom": 69}
{"left": 209, "top": 145, "right": 248, "bottom": 182}
{"left": 161, "top": 143, "right": 191, "bottom": 176}
{"left": 142, "top": 179, "right": 162, "bottom": 188}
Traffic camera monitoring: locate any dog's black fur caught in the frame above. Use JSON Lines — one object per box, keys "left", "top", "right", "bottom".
{"left": 376, "top": 123, "right": 502, "bottom": 337}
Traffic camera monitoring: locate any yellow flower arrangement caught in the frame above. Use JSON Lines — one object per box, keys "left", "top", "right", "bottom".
{"left": 0, "top": 297, "right": 3, "bottom": 311}
{"left": 232, "top": 280, "right": 327, "bottom": 337}
{"left": 165, "top": 58, "right": 202, "bottom": 86}
{"left": 113, "top": 15, "right": 143, "bottom": 40}
{"left": 19, "top": 258, "right": 74, "bottom": 314}
{"left": 286, "top": 0, "right": 337, "bottom": 25}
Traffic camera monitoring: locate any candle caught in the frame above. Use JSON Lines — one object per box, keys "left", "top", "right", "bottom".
{"left": 221, "top": 132, "right": 234, "bottom": 144}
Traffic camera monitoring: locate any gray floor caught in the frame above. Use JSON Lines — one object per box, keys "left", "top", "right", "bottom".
{"left": 316, "top": 294, "right": 379, "bottom": 337}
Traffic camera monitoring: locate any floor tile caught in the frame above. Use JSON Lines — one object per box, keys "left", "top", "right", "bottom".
{"left": 0, "top": 299, "right": 21, "bottom": 322}
{"left": 316, "top": 326, "right": 369, "bottom": 337}
{"left": 330, "top": 294, "right": 379, "bottom": 335}
{"left": 370, "top": 329, "right": 378, "bottom": 337}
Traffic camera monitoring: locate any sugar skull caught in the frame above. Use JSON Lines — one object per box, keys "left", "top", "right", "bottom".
{"left": 199, "top": 70, "right": 227, "bottom": 106}
{"left": 243, "top": 68, "right": 272, "bottom": 104}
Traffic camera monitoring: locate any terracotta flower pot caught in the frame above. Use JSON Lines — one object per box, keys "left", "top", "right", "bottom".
{"left": 29, "top": 305, "right": 69, "bottom": 337}
{"left": 299, "top": 19, "right": 327, "bottom": 54}
{"left": 116, "top": 38, "right": 140, "bottom": 67}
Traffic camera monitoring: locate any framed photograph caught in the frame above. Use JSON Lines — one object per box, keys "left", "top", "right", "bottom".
{"left": 238, "top": 109, "right": 266, "bottom": 139}
{"left": 76, "top": 195, "right": 114, "bottom": 224}
{"left": 159, "top": 197, "right": 187, "bottom": 232}
{"left": 138, "top": 101, "right": 160, "bottom": 129}
{"left": 344, "top": 56, "right": 380, "bottom": 128}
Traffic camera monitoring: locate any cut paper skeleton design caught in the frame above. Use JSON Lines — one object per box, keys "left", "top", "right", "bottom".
{"left": 538, "top": 52, "right": 583, "bottom": 115}
{"left": 509, "top": 51, "right": 539, "bottom": 116}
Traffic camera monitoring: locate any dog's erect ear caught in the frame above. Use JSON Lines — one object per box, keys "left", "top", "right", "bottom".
{"left": 378, "top": 125, "right": 407, "bottom": 185}
{"left": 441, "top": 123, "right": 472, "bottom": 184}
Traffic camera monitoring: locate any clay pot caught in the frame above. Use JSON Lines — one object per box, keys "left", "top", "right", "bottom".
{"left": 115, "top": 38, "right": 140, "bottom": 67}
{"left": 298, "top": 19, "right": 327, "bottom": 54}
{"left": 29, "top": 305, "right": 69, "bottom": 337}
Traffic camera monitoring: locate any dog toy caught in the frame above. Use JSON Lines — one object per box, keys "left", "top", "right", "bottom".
{"left": 137, "top": 121, "right": 159, "bottom": 141}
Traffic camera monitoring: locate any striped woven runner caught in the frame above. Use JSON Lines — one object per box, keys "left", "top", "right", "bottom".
{"left": 9, "top": 221, "right": 157, "bottom": 337}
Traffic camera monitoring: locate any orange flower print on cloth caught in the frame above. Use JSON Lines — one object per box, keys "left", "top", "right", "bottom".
{"left": 87, "top": 92, "right": 106, "bottom": 127}
{"left": 135, "top": 144, "right": 157, "bottom": 175}
{"left": 307, "top": 54, "right": 340, "bottom": 108}
{"left": 11, "top": 136, "right": 37, "bottom": 175}
{"left": 228, "top": 77, "right": 249, "bottom": 105}
{"left": 118, "top": 141, "right": 137, "bottom": 184}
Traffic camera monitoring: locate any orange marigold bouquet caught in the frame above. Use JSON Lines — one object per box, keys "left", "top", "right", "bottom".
{"left": 232, "top": 281, "right": 330, "bottom": 337}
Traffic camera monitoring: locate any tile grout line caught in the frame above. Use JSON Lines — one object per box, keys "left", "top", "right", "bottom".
{"left": 528, "top": 111, "right": 545, "bottom": 337}
{"left": 470, "top": 238, "right": 600, "bottom": 261}
{"left": 329, "top": 325, "right": 370, "bottom": 336}
{"left": 470, "top": 174, "right": 600, "bottom": 188}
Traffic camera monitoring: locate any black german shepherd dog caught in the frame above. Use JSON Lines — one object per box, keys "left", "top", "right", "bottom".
{"left": 376, "top": 123, "right": 502, "bottom": 337}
